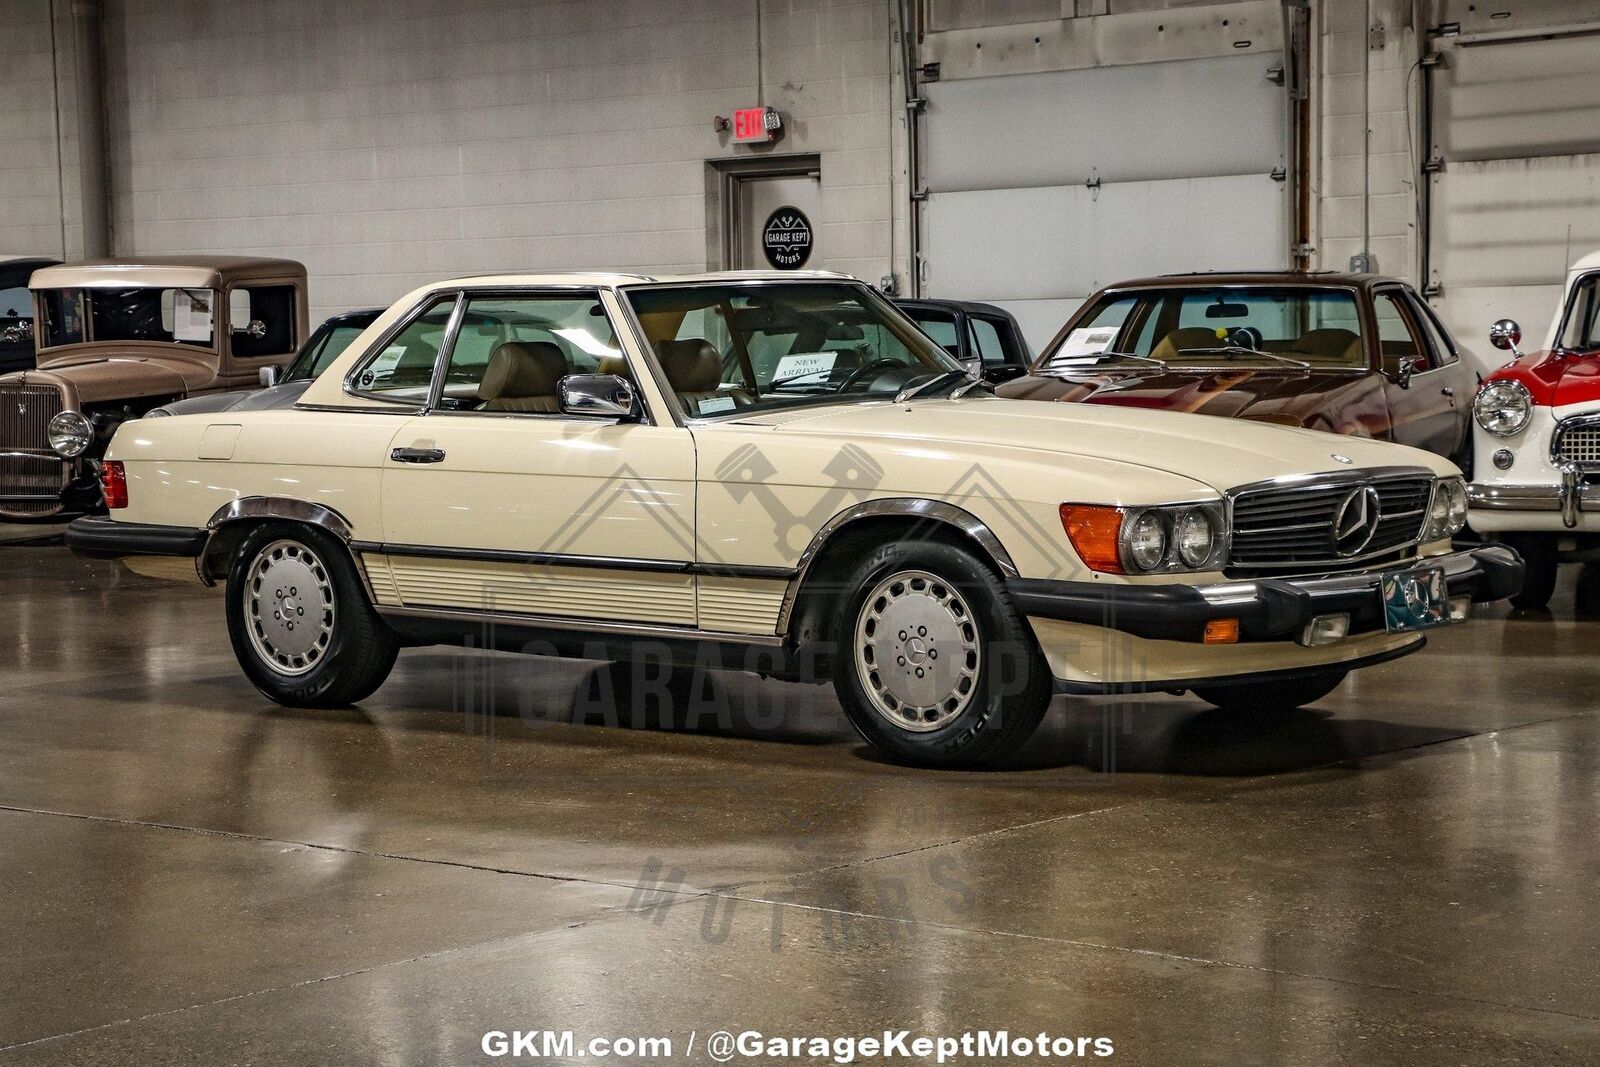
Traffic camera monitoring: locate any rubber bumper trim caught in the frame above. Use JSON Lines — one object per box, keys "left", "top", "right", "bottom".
{"left": 64, "top": 515, "right": 206, "bottom": 560}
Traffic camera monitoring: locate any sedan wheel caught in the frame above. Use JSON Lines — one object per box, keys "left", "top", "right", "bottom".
{"left": 243, "top": 539, "right": 336, "bottom": 676}
{"left": 854, "top": 569, "right": 981, "bottom": 732}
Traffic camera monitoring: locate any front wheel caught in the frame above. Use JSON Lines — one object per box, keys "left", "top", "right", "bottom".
{"left": 1192, "top": 669, "right": 1348, "bottom": 713}
{"left": 832, "top": 541, "right": 1053, "bottom": 768}
{"left": 226, "top": 522, "right": 400, "bottom": 707}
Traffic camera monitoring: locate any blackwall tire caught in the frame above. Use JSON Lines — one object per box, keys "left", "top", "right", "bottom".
{"left": 831, "top": 540, "right": 1053, "bottom": 768}
{"left": 1192, "top": 669, "right": 1348, "bottom": 713}
{"left": 1504, "top": 534, "right": 1557, "bottom": 611}
{"left": 225, "top": 522, "right": 399, "bottom": 707}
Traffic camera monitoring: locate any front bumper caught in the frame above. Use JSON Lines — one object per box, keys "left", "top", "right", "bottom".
{"left": 1469, "top": 472, "right": 1600, "bottom": 531}
{"left": 1007, "top": 544, "right": 1523, "bottom": 645}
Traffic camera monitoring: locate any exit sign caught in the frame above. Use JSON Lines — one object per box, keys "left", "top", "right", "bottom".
{"left": 732, "top": 106, "right": 781, "bottom": 144}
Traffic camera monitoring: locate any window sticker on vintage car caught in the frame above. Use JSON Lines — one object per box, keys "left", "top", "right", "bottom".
{"left": 172, "top": 289, "right": 214, "bottom": 342}
{"left": 698, "top": 395, "right": 737, "bottom": 414}
{"left": 773, "top": 351, "right": 838, "bottom": 381}
{"left": 364, "top": 345, "right": 407, "bottom": 381}
{"left": 1055, "top": 326, "right": 1119, "bottom": 359}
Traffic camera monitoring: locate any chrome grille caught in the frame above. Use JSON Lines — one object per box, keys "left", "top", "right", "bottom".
{"left": 1554, "top": 422, "right": 1600, "bottom": 468}
{"left": 1227, "top": 470, "right": 1434, "bottom": 576}
{"left": 0, "top": 384, "right": 68, "bottom": 517}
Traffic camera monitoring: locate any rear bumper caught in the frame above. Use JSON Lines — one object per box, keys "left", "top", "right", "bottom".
{"left": 64, "top": 515, "right": 206, "bottom": 559}
{"left": 1007, "top": 544, "right": 1523, "bottom": 645}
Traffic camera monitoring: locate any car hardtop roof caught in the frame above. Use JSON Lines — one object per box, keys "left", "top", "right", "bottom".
{"left": 0, "top": 257, "right": 59, "bottom": 287}
{"left": 420, "top": 268, "right": 858, "bottom": 291}
{"left": 1098, "top": 270, "right": 1403, "bottom": 292}
{"left": 894, "top": 296, "right": 1016, "bottom": 316}
{"left": 31, "top": 255, "right": 308, "bottom": 290}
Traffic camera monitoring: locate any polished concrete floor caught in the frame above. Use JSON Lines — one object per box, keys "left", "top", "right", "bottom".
{"left": 3, "top": 532, "right": 1600, "bottom": 1065}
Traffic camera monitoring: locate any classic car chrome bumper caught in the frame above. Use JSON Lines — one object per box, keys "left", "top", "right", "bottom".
{"left": 1469, "top": 468, "right": 1596, "bottom": 529}
{"left": 1007, "top": 544, "right": 1523, "bottom": 645}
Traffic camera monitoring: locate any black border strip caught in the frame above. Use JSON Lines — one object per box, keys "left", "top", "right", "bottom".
{"left": 349, "top": 540, "right": 795, "bottom": 580}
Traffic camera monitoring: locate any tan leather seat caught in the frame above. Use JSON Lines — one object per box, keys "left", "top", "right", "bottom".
{"left": 597, "top": 356, "right": 634, "bottom": 382}
{"left": 1294, "top": 328, "right": 1362, "bottom": 364}
{"left": 657, "top": 338, "right": 750, "bottom": 415}
{"left": 1150, "top": 327, "right": 1225, "bottom": 362}
{"left": 477, "top": 341, "right": 567, "bottom": 413}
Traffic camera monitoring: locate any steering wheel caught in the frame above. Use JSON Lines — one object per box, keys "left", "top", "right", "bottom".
{"left": 838, "top": 357, "right": 905, "bottom": 391}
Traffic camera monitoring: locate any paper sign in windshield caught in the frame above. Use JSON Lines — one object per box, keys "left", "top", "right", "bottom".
{"left": 1054, "top": 326, "right": 1119, "bottom": 359}
{"left": 773, "top": 351, "right": 838, "bottom": 381}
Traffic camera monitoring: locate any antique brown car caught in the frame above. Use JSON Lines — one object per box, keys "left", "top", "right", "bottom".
{"left": 998, "top": 273, "right": 1477, "bottom": 471}
{"left": 0, "top": 256, "right": 307, "bottom": 519}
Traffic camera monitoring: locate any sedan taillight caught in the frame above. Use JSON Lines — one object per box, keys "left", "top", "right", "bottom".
{"left": 100, "top": 461, "right": 127, "bottom": 509}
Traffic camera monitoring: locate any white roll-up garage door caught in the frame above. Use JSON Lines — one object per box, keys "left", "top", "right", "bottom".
{"left": 920, "top": 52, "right": 1290, "bottom": 349}
{"left": 1427, "top": 30, "right": 1600, "bottom": 370}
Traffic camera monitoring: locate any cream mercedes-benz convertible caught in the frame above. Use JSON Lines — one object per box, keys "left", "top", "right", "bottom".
{"left": 66, "top": 271, "right": 1522, "bottom": 767}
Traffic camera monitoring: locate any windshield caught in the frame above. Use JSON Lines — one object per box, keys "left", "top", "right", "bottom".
{"left": 284, "top": 317, "right": 374, "bottom": 382}
{"left": 624, "top": 282, "right": 962, "bottom": 419}
{"left": 1044, "top": 287, "right": 1368, "bottom": 370}
{"left": 1558, "top": 273, "right": 1600, "bottom": 352}
{"left": 38, "top": 287, "right": 218, "bottom": 349}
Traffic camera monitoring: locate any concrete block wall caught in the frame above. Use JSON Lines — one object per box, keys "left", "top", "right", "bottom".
{"left": 1311, "top": 0, "right": 1422, "bottom": 283}
{"left": 92, "top": 0, "right": 905, "bottom": 320}
{"left": 0, "top": 0, "right": 82, "bottom": 260}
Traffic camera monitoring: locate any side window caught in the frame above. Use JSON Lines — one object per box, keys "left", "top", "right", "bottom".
{"left": 350, "top": 297, "right": 458, "bottom": 403}
{"left": 969, "top": 317, "right": 1008, "bottom": 366}
{"left": 1408, "top": 294, "right": 1458, "bottom": 366}
{"left": 231, "top": 285, "right": 297, "bottom": 358}
{"left": 438, "top": 292, "right": 620, "bottom": 413}
{"left": 0, "top": 286, "right": 31, "bottom": 348}
{"left": 1374, "top": 292, "right": 1431, "bottom": 374}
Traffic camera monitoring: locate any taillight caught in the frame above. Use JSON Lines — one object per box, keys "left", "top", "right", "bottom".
{"left": 99, "top": 460, "right": 128, "bottom": 509}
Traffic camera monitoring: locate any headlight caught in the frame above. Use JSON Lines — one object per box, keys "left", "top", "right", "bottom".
{"left": 1423, "top": 477, "right": 1468, "bottom": 542}
{"left": 1174, "top": 507, "right": 1215, "bottom": 567}
{"left": 47, "top": 411, "right": 92, "bottom": 458}
{"left": 1125, "top": 510, "right": 1168, "bottom": 571}
{"left": 1473, "top": 380, "right": 1532, "bottom": 436}
{"left": 1059, "top": 502, "right": 1227, "bottom": 574}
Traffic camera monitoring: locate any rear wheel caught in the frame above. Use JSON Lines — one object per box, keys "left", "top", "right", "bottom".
{"left": 831, "top": 540, "right": 1053, "bottom": 768}
{"left": 1503, "top": 533, "right": 1557, "bottom": 610}
{"left": 1192, "top": 669, "right": 1348, "bottom": 713}
{"left": 226, "top": 522, "right": 399, "bottom": 707}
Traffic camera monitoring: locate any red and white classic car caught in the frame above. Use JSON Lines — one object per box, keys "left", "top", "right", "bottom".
{"left": 1468, "top": 251, "right": 1600, "bottom": 608}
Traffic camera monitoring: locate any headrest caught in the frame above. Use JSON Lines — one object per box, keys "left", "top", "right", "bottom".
{"left": 657, "top": 338, "right": 722, "bottom": 392}
{"left": 1150, "top": 327, "right": 1225, "bottom": 362}
{"left": 477, "top": 341, "right": 566, "bottom": 400}
{"left": 1295, "top": 328, "right": 1361, "bottom": 362}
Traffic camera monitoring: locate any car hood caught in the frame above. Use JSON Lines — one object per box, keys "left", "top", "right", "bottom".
{"left": 0, "top": 358, "right": 195, "bottom": 405}
{"left": 726, "top": 397, "right": 1454, "bottom": 490}
{"left": 999, "top": 365, "right": 1364, "bottom": 423}
{"left": 154, "top": 379, "right": 311, "bottom": 416}
{"left": 1486, "top": 349, "right": 1600, "bottom": 407}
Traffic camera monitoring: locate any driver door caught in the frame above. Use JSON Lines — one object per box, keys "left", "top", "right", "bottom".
{"left": 1373, "top": 287, "right": 1463, "bottom": 457}
{"left": 372, "top": 289, "right": 699, "bottom": 628}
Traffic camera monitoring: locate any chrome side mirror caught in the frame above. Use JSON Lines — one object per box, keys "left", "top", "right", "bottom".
{"left": 258, "top": 365, "right": 282, "bottom": 387}
{"left": 1392, "top": 353, "right": 1421, "bottom": 390}
{"left": 1489, "top": 318, "right": 1523, "bottom": 356}
{"left": 558, "top": 373, "right": 636, "bottom": 419}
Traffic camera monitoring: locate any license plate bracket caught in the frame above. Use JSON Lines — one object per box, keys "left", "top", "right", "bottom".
{"left": 1381, "top": 566, "right": 1448, "bottom": 633}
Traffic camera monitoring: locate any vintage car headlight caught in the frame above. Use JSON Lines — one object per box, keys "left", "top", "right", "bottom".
{"left": 47, "top": 411, "right": 93, "bottom": 458}
{"left": 1059, "top": 502, "right": 1226, "bottom": 574}
{"left": 1473, "top": 380, "right": 1532, "bottom": 436}
{"left": 1422, "top": 477, "right": 1469, "bottom": 542}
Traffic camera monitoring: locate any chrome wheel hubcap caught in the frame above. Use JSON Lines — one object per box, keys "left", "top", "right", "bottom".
{"left": 854, "top": 569, "right": 981, "bottom": 732}
{"left": 244, "top": 539, "right": 335, "bottom": 676}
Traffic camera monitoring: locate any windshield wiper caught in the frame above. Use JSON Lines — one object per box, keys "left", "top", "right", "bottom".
{"left": 1176, "top": 346, "right": 1311, "bottom": 371}
{"left": 894, "top": 369, "right": 971, "bottom": 403}
{"left": 1044, "top": 350, "right": 1168, "bottom": 371}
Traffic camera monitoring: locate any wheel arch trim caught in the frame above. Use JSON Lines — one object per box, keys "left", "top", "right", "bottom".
{"left": 776, "top": 497, "right": 1020, "bottom": 635}
{"left": 198, "top": 496, "right": 358, "bottom": 586}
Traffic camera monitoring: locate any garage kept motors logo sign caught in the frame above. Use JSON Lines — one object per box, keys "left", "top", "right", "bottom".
{"left": 761, "top": 206, "right": 813, "bottom": 269}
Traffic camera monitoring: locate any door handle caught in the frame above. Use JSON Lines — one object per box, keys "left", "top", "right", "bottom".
{"left": 390, "top": 446, "right": 446, "bottom": 464}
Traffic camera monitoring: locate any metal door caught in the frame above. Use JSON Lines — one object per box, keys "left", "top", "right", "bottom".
{"left": 733, "top": 173, "right": 822, "bottom": 271}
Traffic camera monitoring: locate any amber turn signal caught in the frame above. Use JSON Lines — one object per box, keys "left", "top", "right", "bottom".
{"left": 99, "top": 460, "right": 128, "bottom": 510}
{"left": 1203, "top": 618, "right": 1240, "bottom": 644}
{"left": 1059, "top": 504, "right": 1124, "bottom": 574}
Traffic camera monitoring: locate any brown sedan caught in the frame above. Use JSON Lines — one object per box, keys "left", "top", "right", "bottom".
{"left": 998, "top": 273, "right": 1477, "bottom": 469}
